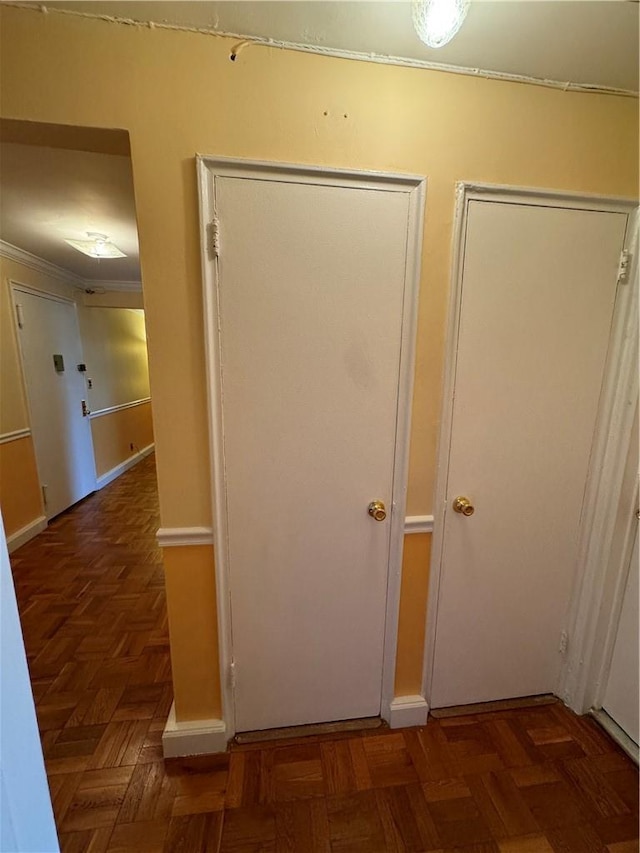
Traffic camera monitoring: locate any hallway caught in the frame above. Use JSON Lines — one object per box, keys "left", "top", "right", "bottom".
{"left": 9, "top": 457, "right": 640, "bottom": 852}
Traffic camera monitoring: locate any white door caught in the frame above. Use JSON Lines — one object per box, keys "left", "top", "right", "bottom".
{"left": 14, "top": 288, "right": 96, "bottom": 520}
{"left": 602, "top": 529, "right": 639, "bottom": 745}
{"left": 212, "top": 171, "right": 419, "bottom": 732}
{"left": 431, "top": 199, "right": 629, "bottom": 709}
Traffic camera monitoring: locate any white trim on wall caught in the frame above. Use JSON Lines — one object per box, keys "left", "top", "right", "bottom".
{"left": 156, "top": 527, "right": 215, "bottom": 548}
{"left": 161, "top": 702, "right": 228, "bottom": 758}
{"left": 89, "top": 397, "right": 151, "bottom": 419}
{"left": 11, "top": 280, "right": 76, "bottom": 306}
{"left": 422, "top": 182, "right": 638, "bottom": 710}
{"left": 0, "top": 241, "right": 141, "bottom": 293}
{"left": 0, "top": 240, "right": 85, "bottom": 287}
{"left": 0, "top": 428, "right": 31, "bottom": 446}
{"left": 85, "top": 281, "right": 142, "bottom": 293}
{"left": 197, "top": 155, "right": 426, "bottom": 742}
{"left": 7, "top": 516, "right": 47, "bottom": 554}
{"left": 404, "top": 515, "right": 434, "bottom": 534}
{"left": 388, "top": 695, "right": 429, "bottom": 729}
{"left": 96, "top": 443, "right": 154, "bottom": 490}
{"left": 590, "top": 709, "right": 639, "bottom": 764}
{"left": 155, "top": 517, "right": 433, "bottom": 550}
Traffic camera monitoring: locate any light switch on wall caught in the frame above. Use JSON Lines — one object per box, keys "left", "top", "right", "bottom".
{"left": 87, "top": 378, "right": 93, "bottom": 389}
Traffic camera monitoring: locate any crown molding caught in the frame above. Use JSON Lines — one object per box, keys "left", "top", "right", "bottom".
{"left": 0, "top": 239, "right": 85, "bottom": 286}
{"left": 0, "top": 240, "right": 142, "bottom": 292}
{"left": 85, "top": 280, "right": 142, "bottom": 293}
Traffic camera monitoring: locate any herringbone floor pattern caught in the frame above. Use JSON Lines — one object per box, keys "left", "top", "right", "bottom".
{"left": 10, "top": 456, "right": 639, "bottom": 852}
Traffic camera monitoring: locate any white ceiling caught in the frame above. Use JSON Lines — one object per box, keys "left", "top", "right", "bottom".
{"left": 43, "top": 1, "right": 640, "bottom": 93}
{"left": 0, "top": 143, "right": 141, "bottom": 282}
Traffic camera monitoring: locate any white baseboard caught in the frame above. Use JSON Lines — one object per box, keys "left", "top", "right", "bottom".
{"left": 7, "top": 516, "right": 47, "bottom": 554}
{"left": 162, "top": 702, "right": 228, "bottom": 757}
{"left": 590, "top": 709, "right": 639, "bottom": 765}
{"left": 96, "top": 443, "right": 154, "bottom": 490}
{"left": 388, "top": 695, "right": 429, "bottom": 729}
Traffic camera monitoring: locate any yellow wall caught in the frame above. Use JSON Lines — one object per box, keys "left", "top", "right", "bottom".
{"left": 91, "top": 400, "right": 154, "bottom": 477}
{"left": 0, "top": 436, "right": 43, "bottom": 536}
{"left": 395, "top": 533, "right": 432, "bottom": 697}
{"left": 1, "top": 5, "right": 637, "bottom": 721}
{"left": 163, "top": 544, "right": 221, "bottom": 721}
{"left": 79, "top": 307, "right": 150, "bottom": 412}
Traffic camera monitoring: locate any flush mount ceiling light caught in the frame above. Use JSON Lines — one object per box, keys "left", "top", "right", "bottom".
{"left": 412, "top": 0, "right": 470, "bottom": 48}
{"left": 64, "top": 232, "right": 126, "bottom": 259}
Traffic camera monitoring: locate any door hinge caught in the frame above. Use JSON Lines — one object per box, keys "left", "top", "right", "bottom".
{"left": 558, "top": 630, "right": 569, "bottom": 655}
{"left": 15, "top": 303, "right": 24, "bottom": 329}
{"left": 209, "top": 218, "right": 220, "bottom": 260}
{"left": 617, "top": 250, "right": 631, "bottom": 285}
{"left": 41, "top": 484, "right": 48, "bottom": 507}
{"left": 229, "top": 659, "right": 236, "bottom": 689}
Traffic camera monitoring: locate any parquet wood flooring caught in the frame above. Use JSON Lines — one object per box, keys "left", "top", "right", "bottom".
{"left": 10, "top": 455, "right": 639, "bottom": 852}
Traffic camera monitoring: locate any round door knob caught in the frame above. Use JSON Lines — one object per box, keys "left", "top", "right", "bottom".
{"left": 368, "top": 501, "right": 387, "bottom": 522}
{"left": 453, "top": 496, "right": 474, "bottom": 516}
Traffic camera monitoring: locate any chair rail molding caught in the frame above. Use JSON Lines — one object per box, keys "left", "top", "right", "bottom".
{"left": 0, "top": 428, "right": 31, "bottom": 445}
{"left": 404, "top": 515, "right": 434, "bottom": 534}
{"left": 89, "top": 398, "right": 151, "bottom": 419}
{"left": 156, "top": 527, "right": 215, "bottom": 548}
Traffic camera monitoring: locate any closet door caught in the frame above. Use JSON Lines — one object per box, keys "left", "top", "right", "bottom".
{"left": 430, "top": 199, "right": 629, "bottom": 708}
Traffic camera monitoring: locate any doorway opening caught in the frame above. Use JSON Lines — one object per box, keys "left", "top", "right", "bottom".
{"left": 0, "top": 117, "right": 168, "bottom": 823}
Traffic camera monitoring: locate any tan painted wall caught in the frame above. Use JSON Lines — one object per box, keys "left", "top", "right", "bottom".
{"left": 395, "top": 533, "right": 432, "bottom": 697}
{"left": 1, "top": 5, "right": 637, "bottom": 719}
{"left": 163, "top": 544, "right": 221, "bottom": 721}
{"left": 0, "top": 436, "right": 43, "bottom": 536}
{"left": 91, "top": 401, "right": 154, "bottom": 477}
{"left": 79, "top": 307, "right": 150, "bottom": 412}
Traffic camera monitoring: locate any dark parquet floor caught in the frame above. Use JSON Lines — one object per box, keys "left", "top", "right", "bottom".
{"left": 9, "top": 455, "right": 639, "bottom": 852}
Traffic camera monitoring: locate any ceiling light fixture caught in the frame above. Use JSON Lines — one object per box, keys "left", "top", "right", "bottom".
{"left": 65, "top": 232, "right": 126, "bottom": 259}
{"left": 412, "top": 0, "right": 470, "bottom": 49}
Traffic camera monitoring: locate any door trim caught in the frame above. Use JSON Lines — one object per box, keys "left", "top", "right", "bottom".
{"left": 560, "top": 220, "right": 639, "bottom": 715}
{"left": 197, "top": 156, "right": 426, "bottom": 738}
{"left": 422, "top": 182, "right": 638, "bottom": 708}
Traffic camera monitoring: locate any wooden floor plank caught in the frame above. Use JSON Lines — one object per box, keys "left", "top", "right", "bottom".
{"left": 8, "top": 453, "right": 639, "bottom": 852}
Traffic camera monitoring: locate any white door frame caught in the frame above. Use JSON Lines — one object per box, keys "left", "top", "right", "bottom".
{"left": 10, "top": 281, "right": 98, "bottom": 511}
{"left": 422, "top": 182, "right": 638, "bottom": 709}
{"left": 197, "top": 155, "right": 426, "bottom": 738}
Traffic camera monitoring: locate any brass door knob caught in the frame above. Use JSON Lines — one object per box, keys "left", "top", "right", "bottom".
{"left": 368, "top": 501, "right": 387, "bottom": 522}
{"left": 453, "top": 496, "right": 474, "bottom": 516}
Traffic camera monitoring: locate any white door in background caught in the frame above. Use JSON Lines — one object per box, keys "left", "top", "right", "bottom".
{"left": 13, "top": 287, "right": 96, "bottom": 520}
{"left": 430, "top": 199, "right": 630, "bottom": 709}
{"left": 602, "top": 529, "right": 639, "bottom": 745}
{"left": 213, "top": 173, "right": 417, "bottom": 732}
